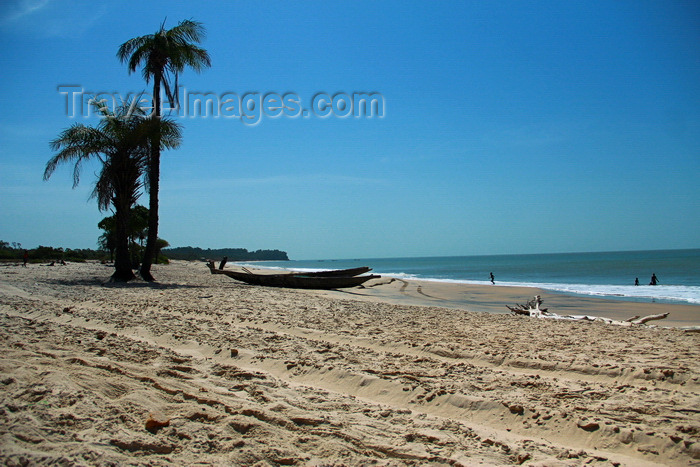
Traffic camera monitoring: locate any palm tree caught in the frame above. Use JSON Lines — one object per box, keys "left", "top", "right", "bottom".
{"left": 45, "top": 101, "right": 182, "bottom": 282}
{"left": 117, "top": 19, "right": 211, "bottom": 281}
{"left": 98, "top": 216, "right": 117, "bottom": 262}
{"left": 155, "top": 238, "right": 170, "bottom": 263}
{"left": 98, "top": 204, "right": 151, "bottom": 263}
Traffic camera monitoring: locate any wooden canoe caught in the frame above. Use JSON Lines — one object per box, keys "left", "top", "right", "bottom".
{"left": 206, "top": 262, "right": 379, "bottom": 289}
{"left": 292, "top": 266, "right": 371, "bottom": 277}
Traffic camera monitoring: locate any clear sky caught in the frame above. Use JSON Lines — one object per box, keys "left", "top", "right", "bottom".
{"left": 1, "top": 1, "right": 698, "bottom": 260}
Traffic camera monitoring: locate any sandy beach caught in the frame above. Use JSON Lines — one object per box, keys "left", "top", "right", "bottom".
{"left": 1, "top": 260, "right": 698, "bottom": 466}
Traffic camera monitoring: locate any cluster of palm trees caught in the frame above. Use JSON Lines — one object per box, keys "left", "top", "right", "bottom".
{"left": 45, "top": 19, "right": 211, "bottom": 282}
{"left": 97, "top": 205, "right": 169, "bottom": 267}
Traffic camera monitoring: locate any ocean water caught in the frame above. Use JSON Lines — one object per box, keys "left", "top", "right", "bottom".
{"left": 236, "top": 249, "right": 700, "bottom": 305}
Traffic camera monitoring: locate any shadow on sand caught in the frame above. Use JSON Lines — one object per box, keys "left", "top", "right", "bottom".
{"left": 45, "top": 277, "right": 207, "bottom": 290}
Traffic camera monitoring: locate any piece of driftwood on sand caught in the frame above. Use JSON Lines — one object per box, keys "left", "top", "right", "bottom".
{"left": 206, "top": 261, "right": 380, "bottom": 290}
{"left": 507, "top": 295, "right": 671, "bottom": 326}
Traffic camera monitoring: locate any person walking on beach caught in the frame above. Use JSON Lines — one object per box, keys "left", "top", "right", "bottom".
{"left": 22, "top": 250, "right": 28, "bottom": 267}
{"left": 649, "top": 273, "right": 659, "bottom": 286}
{"left": 490, "top": 272, "right": 495, "bottom": 285}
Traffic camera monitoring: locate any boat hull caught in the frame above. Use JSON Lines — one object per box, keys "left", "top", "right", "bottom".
{"left": 298, "top": 266, "right": 371, "bottom": 277}
{"left": 207, "top": 262, "right": 379, "bottom": 289}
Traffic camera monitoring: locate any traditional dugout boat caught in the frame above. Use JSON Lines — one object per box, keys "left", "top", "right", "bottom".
{"left": 206, "top": 261, "right": 379, "bottom": 289}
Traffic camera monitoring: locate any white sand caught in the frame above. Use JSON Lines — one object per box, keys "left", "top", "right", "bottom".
{"left": 1, "top": 260, "right": 698, "bottom": 466}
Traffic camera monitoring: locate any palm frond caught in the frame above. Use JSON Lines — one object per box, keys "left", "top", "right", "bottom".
{"left": 169, "top": 44, "right": 211, "bottom": 74}
{"left": 158, "top": 117, "right": 183, "bottom": 150}
{"left": 45, "top": 125, "right": 108, "bottom": 187}
{"left": 47, "top": 101, "right": 152, "bottom": 204}
{"left": 167, "top": 19, "right": 207, "bottom": 44}
{"left": 117, "top": 35, "right": 155, "bottom": 76}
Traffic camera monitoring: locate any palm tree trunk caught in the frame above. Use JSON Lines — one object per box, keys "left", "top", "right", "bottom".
{"left": 113, "top": 197, "right": 136, "bottom": 282}
{"left": 139, "top": 150, "right": 159, "bottom": 280}
{"left": 139, "top": 77, "right": 162, "bottom": 281}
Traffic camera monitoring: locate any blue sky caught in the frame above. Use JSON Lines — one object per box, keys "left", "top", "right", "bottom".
{"left": 1, "top": 1, "right": 698, "bottom": 259}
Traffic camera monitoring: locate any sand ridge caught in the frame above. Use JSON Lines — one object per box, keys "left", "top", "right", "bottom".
{"left": 0, "top": 260, "right": 698, "bottom": 466}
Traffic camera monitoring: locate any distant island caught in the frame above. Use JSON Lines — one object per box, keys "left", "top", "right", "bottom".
{"left": 163, "top": 246, "right": 289, "bottom": 261}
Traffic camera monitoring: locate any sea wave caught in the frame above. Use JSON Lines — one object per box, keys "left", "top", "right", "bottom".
{"left": 373, "top": 270, "right": 700, "bottom": 305}
{"left": 417, "top": 277, "right": 700, "bottom": 305}
{"left": 517, "top": 282, "right": 700, "bottom": 305}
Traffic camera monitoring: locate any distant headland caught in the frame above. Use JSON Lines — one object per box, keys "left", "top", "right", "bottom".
{"left": 163, "top": 246, "right": 289, "bottom": 261}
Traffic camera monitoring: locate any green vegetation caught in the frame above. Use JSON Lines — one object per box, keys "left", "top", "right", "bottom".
{"left": 117, "top": 19, "right": 211, "bottom": 281}
{"left": 97, "top": 206, "right": 170, "bottom": 266}
{"left": 98, "top": 205, "right": 148, "bottom": 262}
{"left": 1, "top": 241, "right": 288, "bottom": 264}
{"left": 0, "top": 241, "right": 105, "bottom": 263}
{"left": 163, "top": 247, "right": 288, "bottom": 261}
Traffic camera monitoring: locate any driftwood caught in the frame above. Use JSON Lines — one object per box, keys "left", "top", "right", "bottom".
{"left": 506, "top": 295, "right": 548, "bottom": 316}
{"left": 630, "top": 313, "right": 670, "bottom": 325}
{"left": 507, "top": 295, "right": 670, "bottom": 326}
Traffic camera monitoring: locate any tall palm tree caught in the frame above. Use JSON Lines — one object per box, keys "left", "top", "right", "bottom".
{"left": 117, "top": 19, "right": 211, "bottom": 281}
{"left": 45, "top": 101, "right": 182, "bottom": 282}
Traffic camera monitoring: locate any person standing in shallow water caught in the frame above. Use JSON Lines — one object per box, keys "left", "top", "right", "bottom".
{"left": 649, "top": 273, "right": 659, "bottom": 285}
{"left": 635, "top": 277, "right": 639, "bottom": 286}
{"left": 490, "top": 272, "right": 495, "bottom": 285}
